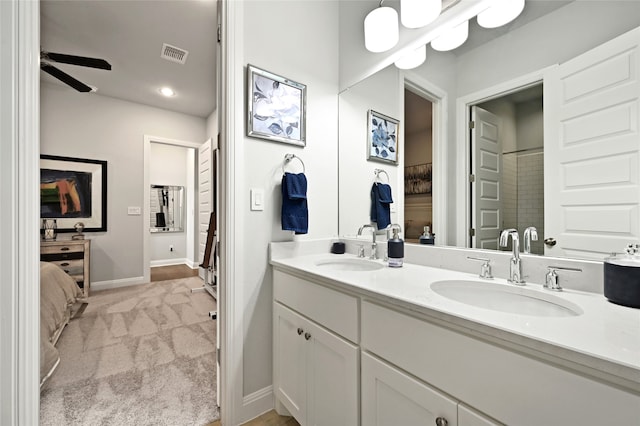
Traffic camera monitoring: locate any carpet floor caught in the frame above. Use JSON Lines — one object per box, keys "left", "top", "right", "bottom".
{"left": 40, "top": 277, "right": 219, "bottom": 426}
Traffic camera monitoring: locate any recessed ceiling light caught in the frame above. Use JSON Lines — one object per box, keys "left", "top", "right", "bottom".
{"left": 159, "top": 87, "right": 175, "bottom": 97}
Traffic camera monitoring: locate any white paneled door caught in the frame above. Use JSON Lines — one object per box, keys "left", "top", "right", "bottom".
{"left": 545, "top": 27, "right": 640, "bottom": 259}
{"left": 198, "top": 138, "right": 213, "bottom": 280}
{"left": 471, "top": 106, "right": 503, "bottom": 250}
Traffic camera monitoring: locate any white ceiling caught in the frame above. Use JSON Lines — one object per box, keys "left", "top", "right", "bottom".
{"left": 40, "top": 0, "right": 218, "bottom": 118}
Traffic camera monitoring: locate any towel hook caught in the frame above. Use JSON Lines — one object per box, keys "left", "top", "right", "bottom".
{"left": 283, "top": 154, "right": 305, "bottom": 174}
{"left": 374, "top": 168, "right": 389, "bottom": 183}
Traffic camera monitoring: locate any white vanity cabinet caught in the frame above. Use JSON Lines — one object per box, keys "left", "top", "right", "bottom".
{"left": 273, "top": 271, "right": 359, "bottom": 426}
{"left": 361, "top": 301, "right": 640, "bottom": 426}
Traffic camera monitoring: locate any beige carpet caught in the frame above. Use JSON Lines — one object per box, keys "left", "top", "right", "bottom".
{"left": 40, "top": 277, "right": 219, "bottom": 426}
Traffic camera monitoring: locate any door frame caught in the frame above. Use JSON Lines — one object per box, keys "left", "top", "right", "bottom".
{"left": 143, "top": 135, "right": 201, "bottom": 283}
{"left": 454, "top": 66, "right": 554, "bottom": 248}
{"left": 403, "top": 71, "right": 448, "bottom": 245}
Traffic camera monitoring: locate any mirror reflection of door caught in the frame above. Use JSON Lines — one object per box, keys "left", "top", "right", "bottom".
{"left": 403, "top": 88, "right": 433, "bottom": 243}
{"left": 470, "top": 84, "right": 544, "bottom": 254}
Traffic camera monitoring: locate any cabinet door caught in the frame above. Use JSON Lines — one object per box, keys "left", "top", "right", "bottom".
{"left": 306, "top": 318, "right": 359, "bottom": 426}
{"left": 362, "top": 352, "right": 458, "bottom": 426}
{"left": 459, "top": 404, "right": 502, "bottom": 426}
{"left": 274, "top": 303, "right": 307, "bottom": 422}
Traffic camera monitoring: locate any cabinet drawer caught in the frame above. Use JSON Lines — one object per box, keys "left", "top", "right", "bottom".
{"left": 41, "top": 243, "right": 85, "bottom": 254}
{"left": 274, "top": 270, "right": 358, "bottom": 343}
{"left": 47, "top": 259, "right": 84, "bottom": 276}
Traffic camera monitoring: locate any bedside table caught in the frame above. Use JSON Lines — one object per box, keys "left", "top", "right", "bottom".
{"left": 41, "top": 239, "right": 91, "bottom": 297}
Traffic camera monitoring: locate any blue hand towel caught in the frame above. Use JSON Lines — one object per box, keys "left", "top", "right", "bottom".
{"left": 370, "top": 183, "right": 393, "bottom": 230}
{"left": 282, "top": 172, "right": 308, "bottom": 234}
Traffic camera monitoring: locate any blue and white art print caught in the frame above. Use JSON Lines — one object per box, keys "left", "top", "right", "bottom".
{"left": 367, "top": 109, "right": 399, "bottom": 165}
{"left": 247, "top": 65, "right": 306, "bottom": 146}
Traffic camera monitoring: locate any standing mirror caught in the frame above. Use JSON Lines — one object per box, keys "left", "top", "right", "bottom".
{"left": 150, "top": 185, "right": 184, "bottom": 232}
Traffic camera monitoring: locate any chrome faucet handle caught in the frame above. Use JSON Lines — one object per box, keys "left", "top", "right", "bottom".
{"left": 357, "top": 244, "right": 365, "bottom": 258}
{"left": 370, "top": 242, "right": 378, "bottom": 260}
{"left": 544, "top": 265, "right": 582, "bottom": 291}
{"left": 467, "top": 256, "right": 493, "bottom": 279}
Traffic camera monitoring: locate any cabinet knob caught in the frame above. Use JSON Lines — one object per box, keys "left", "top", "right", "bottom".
{"left": 61, "top": 247, "right": 70, "bottom": 251}
{"left": 60, "top": 262, "right": 69, "bottom": 267}
{"left": 435, "top": 417, "right": 448, "bottom": 426}
{"left": 297, "top": 328, "right": 303, "bottom": 335}
{"left": 304, "top": 332, "right": 311, "bottom": 340}
{"left": 544, "top": 237, "right": 557, "bottom": 247}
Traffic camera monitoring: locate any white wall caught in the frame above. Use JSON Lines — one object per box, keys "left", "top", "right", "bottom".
{"left": 40, "top": 83, "right": 206, "bottom": 285}
{"left": 339, "top": 65, "right": 402, "bottom": 237}
{"left": 237, "top": 0, "right": 340, "bottom": 402}
{"left": 149, "top": 143, "right": 194, "bottom": 266}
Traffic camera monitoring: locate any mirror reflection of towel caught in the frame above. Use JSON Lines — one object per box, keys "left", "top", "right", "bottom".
{"left": 282, "top": 172, "right": 308, "bottom": 234}
{"left": 371, "top": 183, "right": 393, "bottom": 230}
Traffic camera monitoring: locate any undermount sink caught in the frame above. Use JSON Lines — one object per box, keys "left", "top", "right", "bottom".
{"left": 430, "top": 280, "right": 583, "bottom": 317}
{"left": 315, "top": 258, "right": 384, "bottom": 272}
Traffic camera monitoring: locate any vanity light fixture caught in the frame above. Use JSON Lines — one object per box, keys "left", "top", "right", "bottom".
{"left": 400, "top": 0, "right": 441, "bottom": 29}
{"left": 394, "top": 45, "right": 427, "bottom": 69}
{"left": 431, "top": 19, "right": 469, "bottom": 51}
{"left": 477, "top": 0, "right": 525, "bottom": 29}
{"left": 364, "top": 1, "right": 399, "bottom": 53}
{"left": 159, "top": 87, "right": 175, "bottom": 97}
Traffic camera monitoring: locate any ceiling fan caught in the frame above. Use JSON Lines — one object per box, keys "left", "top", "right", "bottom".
{"left": 40, "top": 50, "right": 112, "bottom": 93}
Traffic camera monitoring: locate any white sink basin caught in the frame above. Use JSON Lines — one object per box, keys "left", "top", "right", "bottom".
{"left": 315, "top": 258, "right": 384, "bottom": 272}
{"left": 430, "top": 280, "right": 583, "bottom": 317}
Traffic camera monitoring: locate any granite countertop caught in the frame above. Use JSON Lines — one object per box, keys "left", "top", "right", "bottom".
{"left": 270, "top": 246, "right": 640, "bottom": 394}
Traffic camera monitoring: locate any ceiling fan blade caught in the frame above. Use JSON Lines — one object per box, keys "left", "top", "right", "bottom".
{"left": 41, "top": 63, "right": 93, "bottom": 92}
{"left": 44, "top": 51, "right": 112, "bottom": 70}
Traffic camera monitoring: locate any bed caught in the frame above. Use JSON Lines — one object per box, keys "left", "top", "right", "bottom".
{"left": 40, "top": 261, "right": 86, "bottom": 387}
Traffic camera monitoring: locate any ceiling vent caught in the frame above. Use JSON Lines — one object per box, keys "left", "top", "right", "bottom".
{"left": 160, "top": 43, "right": 189, "bottom": 64}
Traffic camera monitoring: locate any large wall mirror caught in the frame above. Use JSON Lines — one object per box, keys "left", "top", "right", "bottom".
{"left": 150, "top": 185, "right": 184, "bottom": 232}
{"left": 338, "top": 1, "right": 640, "bottom": 261}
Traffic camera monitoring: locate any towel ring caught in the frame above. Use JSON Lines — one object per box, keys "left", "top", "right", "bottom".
{"left": 374, "top": 168, "right": 389, "bottom": 183}
{"left": 283, "top": 153, "right": 306, "bottom": 174}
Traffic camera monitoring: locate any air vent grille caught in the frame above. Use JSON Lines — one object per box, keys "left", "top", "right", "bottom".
{"left": 161, "top": 43, "right": 189, "bottom": 65}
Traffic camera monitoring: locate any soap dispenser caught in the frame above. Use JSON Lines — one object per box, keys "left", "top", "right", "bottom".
{"left": 387, "top": 224, "right": 404, "bottom": 268}
{"left": 419, "top": 226, "right": 434, "bottom": 245}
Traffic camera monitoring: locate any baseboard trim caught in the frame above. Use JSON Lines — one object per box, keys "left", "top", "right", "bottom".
{"left": 91, "top": 276, "right": 147, "bottom": 292}
{"left": 150, "top": 258, "right": 192, "bottom": 268}
{"left": 238, "top": 386, "right": 274, "bottom": 424}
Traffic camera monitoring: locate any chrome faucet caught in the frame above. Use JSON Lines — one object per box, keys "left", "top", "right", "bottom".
{"left": 523, "top": 226, "right": 538, "bottom": 254}
{"left": 357, "top": 224, "right": 377, "bottom": 260}
{"left": 499, "top": 228, "right": 525, "bottom": 285}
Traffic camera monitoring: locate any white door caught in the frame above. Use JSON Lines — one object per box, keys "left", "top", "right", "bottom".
{"left": 306, "top": 317, "right": 358, "bottom": 426}
{"left": 545, "top": 26, "right": 640, "bottom": 259}
{"left": 361, "top": 352, "right": 458, "bottom": 426}
{"left": 273, "top": 303, "right": 307, "bottom": 424}
{"left": 198, "top": 138, "right": 213, "bottom": 280}
{"left": 471, "top": 106, "right": 502, "bottom": 250}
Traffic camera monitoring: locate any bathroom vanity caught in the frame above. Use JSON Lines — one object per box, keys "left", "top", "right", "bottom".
{"left": 271, "top": 241, "right": 640, "bottom": 426}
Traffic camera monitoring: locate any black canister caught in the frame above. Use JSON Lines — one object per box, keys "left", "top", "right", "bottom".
{"left": 604, "top": 255, "right": 640, "bottom": 308}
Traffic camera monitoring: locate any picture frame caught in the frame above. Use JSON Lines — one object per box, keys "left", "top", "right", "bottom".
{"left": 367, "top": 109, "right": 399, "bottom": 165}
{"left": 247, "top": 64, "right": 306, "bottom": 146}
{"left": 405, "top": 163, "right": 432, "bottom": 195}
{"left": 40, "top": 155, "right": 108, "bottom": 232}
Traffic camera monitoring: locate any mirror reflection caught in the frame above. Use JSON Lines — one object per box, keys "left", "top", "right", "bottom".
{"left": 338, "top": 1, "right": 640, "bottom": 260}
{"left": 150, "top": 185, "right": 184, "bottom": 232}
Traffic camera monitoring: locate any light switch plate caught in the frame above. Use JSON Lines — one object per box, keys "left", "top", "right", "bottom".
{"left": 128, "top": 206, "right": 141, "bottom": 215}
{"left": 250, "top": 188, "right": 264, "bottom": 211}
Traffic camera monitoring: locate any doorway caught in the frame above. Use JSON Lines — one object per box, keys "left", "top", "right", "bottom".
{"left": 403, "top": 89, "right": 433, "bottom": 243}
{"left": 470, "top": 84, "right": 544, "bottom": 253}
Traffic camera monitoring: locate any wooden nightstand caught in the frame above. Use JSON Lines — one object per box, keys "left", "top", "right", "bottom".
{"left": 41, "top": 239, "right": 91, "bottom": 297}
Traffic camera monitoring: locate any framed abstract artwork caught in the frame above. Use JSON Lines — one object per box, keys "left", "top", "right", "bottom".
{"left": 40, "top": 155, "right": 108, "bottom": 232}
{"left": 367, "top": 109, "right": 399, "bottom": 164}
{"left": 247, "top": 64, "right": 307, "bottom": 146}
